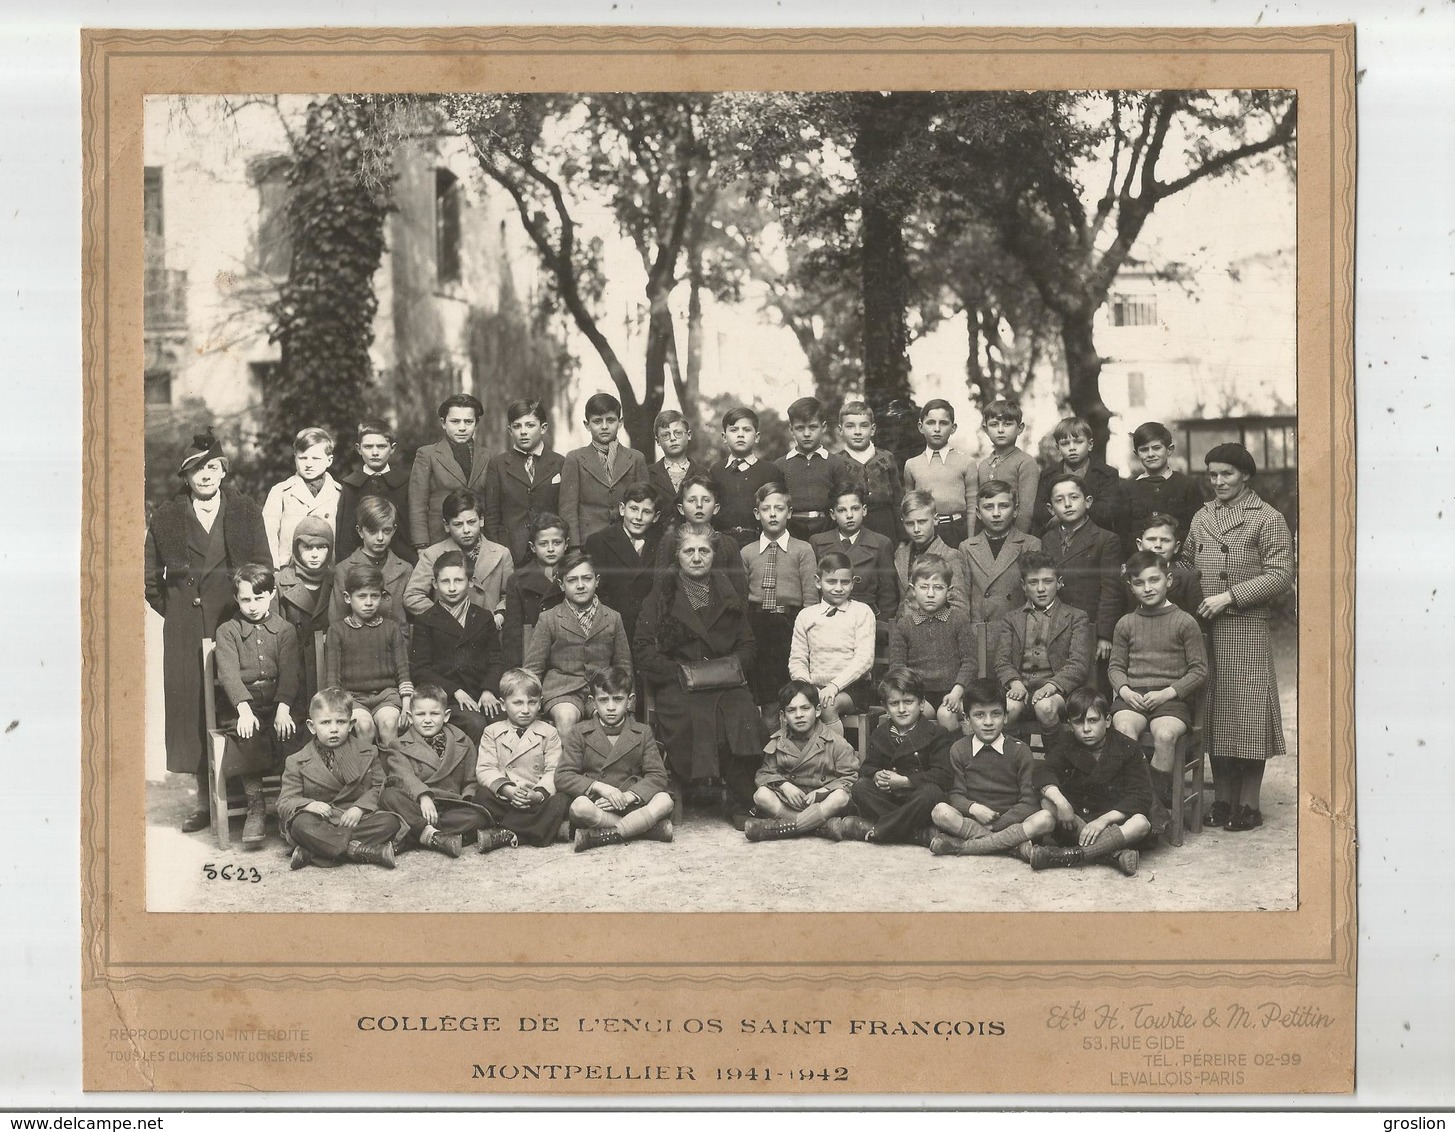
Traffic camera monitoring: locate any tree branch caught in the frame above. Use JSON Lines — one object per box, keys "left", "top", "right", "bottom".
{"left": 1151, "top": 100, "right": 1298, "bottom": 201}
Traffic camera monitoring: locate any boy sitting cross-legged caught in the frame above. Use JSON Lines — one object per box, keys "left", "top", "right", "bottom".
{"left": 745, "top": 679, "right": 861, "bottom": 842}
{"left": 474, "top": 668, "right": 572, "bottom": 850}
{"left": 556, "top": 665, "right": 675, "bottom": 852}
{"left": 1031, "top": 687, "right": 1154, "bottom": 875}
{"left": 840, "top": 666, "right": 953, "bottom": 846}
{"left": 379, "top": 683, "right": 492, "bottom": 858}
{"left": 276, "top": 687, "right": 405, "bottom": 870}
{"left": 927, "top": 677, "right": 1054, "bottom": 858}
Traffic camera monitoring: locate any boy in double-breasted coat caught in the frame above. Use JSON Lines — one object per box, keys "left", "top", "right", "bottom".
{"left": 484, "top": 400, "right": 565, "bottom": 566}
{"left": 992, "top": 552, "right": 1095, "bottom": 728}
{"left": 558, "top": 393, "right": 650, "bottom": 549}
{"left": 409, "top": 394, "right": 492, "bottom": 549}
{"left": 1038, "top": 474, "right": 1125, "bottom": 652}
{"left": 409, "top": 553, "right": 507, "bottom": 744}
{"left": 379, "top": 684, "right": 492, "bottom": 858}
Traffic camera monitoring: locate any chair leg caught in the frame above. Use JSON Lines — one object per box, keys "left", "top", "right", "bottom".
{"left": 1168, "top": 735, "right": 1187, "bottom": 848}
{"left": 1189, "top": 746, "right": 1206, "bottom": 836}
{"left": 208, "top": 731, "right": 231, "bottom": 851}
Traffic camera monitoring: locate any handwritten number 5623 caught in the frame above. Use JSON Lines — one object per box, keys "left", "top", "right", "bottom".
{"left": 202, "top": 863, "right": 263, "bottom": 883}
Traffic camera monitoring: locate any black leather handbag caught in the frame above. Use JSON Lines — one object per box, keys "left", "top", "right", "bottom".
{"left": 677, "top": 655, "right": 747, "bottom": 693}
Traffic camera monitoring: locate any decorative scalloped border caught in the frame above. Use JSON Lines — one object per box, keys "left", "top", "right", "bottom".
{"left": 80, "top": 24, "right": 1357, "bottom": 992}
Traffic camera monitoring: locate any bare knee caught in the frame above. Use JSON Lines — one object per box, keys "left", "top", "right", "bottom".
{"left": 568, "top": 797, "right": 598, "bottom": 821}
{"left": 1112, "top": 710, "right": 1145, "bottom": 739}
{"left": 753, "top": 787, "right": 785, "bottom": 816}
{"left": 821, "top": 789, "right": 851, "bottom": 816}
{"left": 1121, "top": 814, "right": 1151, "bottom": 844}
{"left": 1149, "top": 718, "right": 1186, "bottom": 744}
{"left": 1033, "top": 697, "right": 1063, "bottom": 726}
{"left": 1024, "top": 809, "right": 1055, "bottom": 837}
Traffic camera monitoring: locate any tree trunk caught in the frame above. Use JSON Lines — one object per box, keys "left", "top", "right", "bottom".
{"left": 1061, "top": 309, "right": 1113, "bottom": 458}
{"left": 853, "top": 95, "right": 915, "bottom": 415}
{"left": 636, "top": 294, "right": 673, "bottom": 455}
{"left": 965, "top": 308, "right": 985, "bottom": 409}
{"left": 684, "top": 252, "right": 704, "bottom": 428}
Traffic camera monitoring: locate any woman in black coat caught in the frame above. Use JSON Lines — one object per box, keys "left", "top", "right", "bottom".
{"left": 634, "top": 527, "right": 763, "bottom": 817}
{"left": 144, "top": 430, "right": 270, "bottom": 832}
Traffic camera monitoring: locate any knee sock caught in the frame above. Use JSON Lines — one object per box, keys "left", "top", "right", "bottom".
{"left": 1081, "top": 825, "right": 1129, "bottom": 863}
{"left": 937, "top": 810, "right": 974, "bottom": 839}
{"left": 615, "top": 806, "right": 661, "bottom": 840}
{"left": 955, "top": 822, "right": 1031, "bottom": 856}
{"left": 794, "top": 802, "right": 829, "bottom": 832}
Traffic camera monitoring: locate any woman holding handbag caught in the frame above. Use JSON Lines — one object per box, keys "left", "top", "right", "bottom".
{"left": 634, "top": 527, "right": 763, "bottom": 822}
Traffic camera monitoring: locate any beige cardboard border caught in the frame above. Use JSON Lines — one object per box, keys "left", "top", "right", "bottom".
{"left": 81, "top": 25, "right": 1356, "bottom": 1094}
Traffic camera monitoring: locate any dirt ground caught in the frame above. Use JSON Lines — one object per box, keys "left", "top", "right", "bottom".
{"left": 144, "top": 626, "right": 1298, "bottom": 914}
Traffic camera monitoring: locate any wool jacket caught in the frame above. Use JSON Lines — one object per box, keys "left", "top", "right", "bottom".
{"left": 328, "top": 548, "right": 412, "bottom": 628}
{"left": 404, "top": 536, "right": 514, "bottom": 618}
{"left": 262, "top": 473, "right": 342, "bottom": 568}
{"left": 145, "top": 488, "right": 270, "bottom": 617}
{"left": 559, "top": 442, "right": 650, "bottom": 548}
{"left": 276, "top": 734, "right": 387, "bottom": 830}
{"left": 556, "top": 717, "right": 670, "bottom": 799}
{"left": 756, "top": 723, "right": 860, "bottom": 795}
{"left": 959, "top": 529, "right": 1042, "bottom": 627}
{"left": 1039, "top": 518, "right": 1125, "bottom": 641}
{"left": 583, "top": 523, "right": 663, "bottom": 643}
{"left": 647, "top": 456, "right": 712, "bottom": 506}
{"left": 1033, "top": 459, "right": 1124, "bottom": 538}
{"left": 1122, "top": 470, "right": 1206, "bottom": 555}
{"left": 385, "top": 723, "right": 480, "bottom": 803}
{"left": 1107, "top": 602, "right": 1209, "bottom": 700}
{"left": 992, "top": 601, "right": 1094, "bottom": 695}
{"left": 810, "top": 527, "right": 900, "bottom": 618}
{"left": 483, "top": 446, "right": 565, "bottom": 565}
{"left": 888, "top": 606, "right": 979, "bottom": 693}
{"left": 336, "top": 463, "right": 415, "bottom": 563}
{"left": 831, "top": 447, "right": 904, "bottom": 540}
{"left": 408, "top": 437, "right": 493, "bottom": 548}
{"left": 214, "top": 611, "right": 301, "bottom": 709}
{"left": 894, "top": 537, "right": 970, "bottom": 614}
{"left": 1037, "top": 729, "right": 1155, "bottom": 820}
{"left": 476, "top": 718, "right": 563, "bottom": 796}
{"left": 861, "top": 717, "right": 954, "bottom": 791}
{"left": 522, "top": 599, "right": 632, "bottom": 706}
{"left": 1187, "top": 490, "right": 1295, "bottom": 617}
{"left": 975, "top": 447, "right": 1041, "bottom": 534}
{"left": 946, "top": 734, "right": 1040, "bottom": 824}
{"left": 500, "top": 562, "right": 566, "bottom": 669}
{"left": 409, "top": 599, "right": 506, "bottom": 704}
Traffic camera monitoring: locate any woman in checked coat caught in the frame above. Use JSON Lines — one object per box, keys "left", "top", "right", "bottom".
{"left": 1187, "top": 442, "right": 1295, "bottom": 833}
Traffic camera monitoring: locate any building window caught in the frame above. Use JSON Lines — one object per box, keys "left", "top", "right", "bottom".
{"left": 1111, "top": 293, "right": 1157, "bottom": 327}
{"left": 1127, "top": 371, "right": 1146, "bottom": 408}
{"left": 144, "top": 369, "right": 172, "bottom": 407}
{"left": 252, "top": 158, "right": 293, "bottom": 278}
{"left": 435, "top": 168, "right": 462, "bottom": 285}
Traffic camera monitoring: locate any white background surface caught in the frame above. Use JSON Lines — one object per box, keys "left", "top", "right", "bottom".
{"left": 0, "top": 0, "right": 1449, "bottom": 1109}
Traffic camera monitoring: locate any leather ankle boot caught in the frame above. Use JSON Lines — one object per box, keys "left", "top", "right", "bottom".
{"left": 242, "top": 778, "right": 267, "bottom": 848}
{"left": 1029, "top": 844, "right": 1084, "bottom": 870}
{"left": 831, "top": 816, "right": 875, "bottom": 842}
{"left": 574, "top": 826, "right": 625, "bottom": 852}
{"left": 477, "top": 828, "right": 519, "bottom": 854}
{"left": 430, "top": 832, "right": 463, "bottom": 858}
{"left": 1113, "top": 849, "right": 1140, "bottom": 876}
{"left": 640, "top": 819, "right": 674, "bottom": 843}
{"left": 743, "top": 817, "right": 801, "bottom": 842}
{"left": 346, "top": 839, "right": 396, "bottom": 869}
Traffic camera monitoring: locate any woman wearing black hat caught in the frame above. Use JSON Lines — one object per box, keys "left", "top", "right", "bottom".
{"left": 145, "top": 430, "right": 271, "bottom": 832}
{"left": 1186, "top": 442, "right": 1295, "bottom": 832}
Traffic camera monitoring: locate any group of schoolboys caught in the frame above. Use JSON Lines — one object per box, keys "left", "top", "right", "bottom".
{"left": 208, "top": 387, "right": 1209, "bottom": 878}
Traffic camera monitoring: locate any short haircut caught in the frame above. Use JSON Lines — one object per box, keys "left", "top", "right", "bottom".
{"left": 786, "top": 396, "right": 824, "bottom": 425}
{"left": 411, "top": 683, "right": 450, "bottom": 710}
{"left": 231, "top": 562, "right": 276, "bottom": 595}
{"left": 432, "top": 549, "right": 468, "bottom": 578}
{"left": 1018, "top": 550, "right": 1059, "bottom": 579}
{"left": 1044, "top": 472, "right": 1088, "bottom": 498}
{"left": 557, "top": 550, "right": 595, "bottom": 579}
{"left": 1065, "top": 686, "right": 1111, "bottom": 722}
{"left": 878, "top": 665, "right": 925, "bottom": 702}
{"left": 676, "top": 473, "right": 717, "bottom": 502}
{"left": 900, "top": 489, "right": 939, "bottom": 518}
{"left": 653, "top": 409, "right": 688, "bottom": 432}
{"left": 498, "top": 668, "right": 542, "bottom": 699}
{"left": 619, "top": 482, "right": 661, "bottom": 509}
{"left": 977, "top": 478, "right": 1015, "bottom": 502}
{"left": 438, "top": 393, "right": 484, "bottom": 421}
{"left": 506, "top": 398, "right": 546, "bottom": 425}
{"left": 816, "top": 550, "right": 852, "bottom": 576}
{"left": 963, "top": 677, "right": 1006, "bottom": 713}
{"left": 754, "top": 480, "right": 791, "bottom": 507}
{"left": 528, "top": 511, "right": 568, "bottom": 542}
{"left": 721, "top": 406, "right": 759, "bottom": 430}
{"left": 587, "top": 665, "right": 634, "bottom": 697}
{"left": 583, "top": 392, "right": 622, "bottom": 419}
{"left": 309, "top": 687, "right": 355, "bottom": 718}
{"left": 354, "top": 495, "right": 398, "bottom": 532}
{"left": 442, "top": 489, "right": 482, "bottom": 524}
{"left": 981, "top": 399, "right": 1023, "bottom": 426}
{"left": 1131, "top": 421, "right": 1174, "bottom": 448}
{"left": 838, "top": 399, "right": 874, "bottom": 424}
{"left": 356, "top": 418, "right": 396, "bottom": 445}
{"left": 920, "top": 398, "right": 955, "bottom": 422}
{"left": 1124, "top": 550, "right": 1167, "bottom": 578}
{"left": 293, "top": 426, "right": 334, "bottom": 455}
{"left": 1137, "top": 512, "right": 1182, "bottom": 539}
{"left": 1052, "top": 416, "right": 1094, "bottom": 442}
{"left": 908, "top": 552, "right": 952, "bottom": 585}
{"left": 829, "top": 482, "right": 865, "bottom": 509}
{"left": 777, "top": 678, "right": 820, "bottom": 710}
{"left": 344, "top": 563, "right": 384, "bottom": 594}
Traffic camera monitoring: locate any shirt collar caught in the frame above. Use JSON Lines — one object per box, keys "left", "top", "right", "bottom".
{"left": 1024, "top": 600, "right": 1058, "bottom": 615}
{"left": 926, "top": 444, "right": 956, "bottom": 461}
{"left": 837, "top": 530, "right": 861, "bottom": 546}
{"left": 786, "top": 446, "right": 830, "bottom": 461}
{"left": 725, "top": 454, "right": 758, "bottom": 468}
{"left": 975, "top": 734, "right": 1007, "bottom": 755}
{"left": 844, "top": 445, "right": 875, "bottom": 464}
{"left": 515, "top": 442, "right": 545, "bottom": 458}
{"left": 364, "top": 464, "right": 392, "bottom": 476}
{"left": 758, "top": 531, "right": 791, "bottom": 553}
{"left": 909, "top": 606, "right": 951, "bottom": 624}
{"left": 192, "top": 495, "right": 220, "bottom": 514}
{"left": 1136, "top": 469, "right": 1170, "bottom": 480}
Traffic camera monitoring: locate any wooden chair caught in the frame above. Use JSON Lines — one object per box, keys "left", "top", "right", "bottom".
{"left": 1136, "top": 693, "right": 1208, "bottom": 848}
{"left": 840, "top": 709, "right": 882, "bottom": 762}
{"left": 201, "top": 631, "right": 325, "bottom": 850}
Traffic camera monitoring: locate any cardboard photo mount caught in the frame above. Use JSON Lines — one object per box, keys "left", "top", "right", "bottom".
{"left": 81, "top": 25, "right": 1356, "bottom": 1095}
